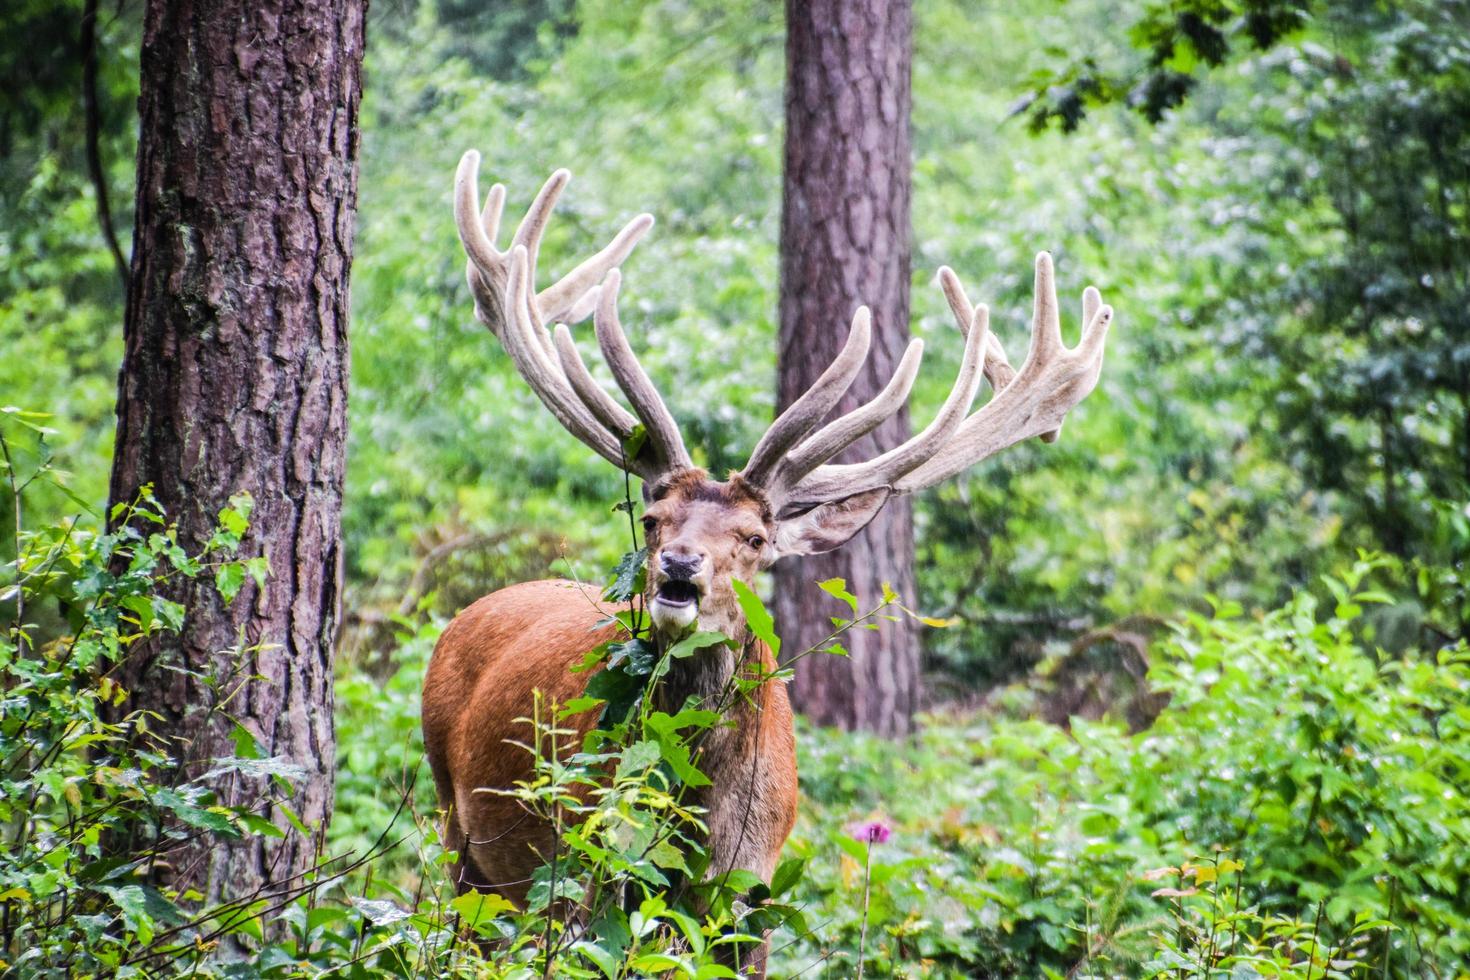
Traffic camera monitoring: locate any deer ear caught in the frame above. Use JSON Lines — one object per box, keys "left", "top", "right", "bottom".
{"left": 769, "top": 488, "right": 892, "bottom": 561}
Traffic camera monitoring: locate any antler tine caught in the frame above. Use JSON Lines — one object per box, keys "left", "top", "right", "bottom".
{"left": 499, "top": 247, "right": 635, "bottom": 471}
{"left": 552, "top": 322, "right": 640, "bottom": 439}
{"left": 540, "top": 214, "right": 654, "bottom": 323}
{"left": 767, "top": 338, "right": 925, "bottom": 498}
{"left": 510, "top": 168, "right": 570, "bottom": 280}
{"left": 938, "top": 266, "right": 1017, "bottom": 394}
{"left": 594, "top": 270, "right": 693, "bottom": 472}
{"left": 893, "top": 253, "right": 1113, "bottom": 493}
{"left": 454, "top": 152, "right": 681, "bottom": 481}
{"left": 786, "top": 303, "right": 990, "bottom": 506}
{"left": 454, "top": 154, "right": 510, "bottom": 334}
{"left": 778, "top": 252, "right": 1112, "bottom": 507}
{"left": 940, "top": 264, "right": 1070, "bottom": 443}
{"left": 454, "top": 151, "right": 655, "bottom": 332}
{"left": 741, "top": 307, "right": 874, "bottom": 487}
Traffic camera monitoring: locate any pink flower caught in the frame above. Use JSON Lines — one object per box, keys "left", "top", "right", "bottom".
{"left": 847, "top": 818, "right": 893, "bottom": 845}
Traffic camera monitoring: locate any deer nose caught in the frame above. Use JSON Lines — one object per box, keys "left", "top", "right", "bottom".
{"left": 659, "top": 551, "right": 704, "bottom": 580}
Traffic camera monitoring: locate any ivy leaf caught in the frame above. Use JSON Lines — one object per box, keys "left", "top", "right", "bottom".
{"left": 214, "top": 563, "right": 245, "bottom": 603}
{"left": 604, "top": 548, "right": 648, "bottom": 602}
{"left": 586, "top": 665, "right": 644, "bottom": 727}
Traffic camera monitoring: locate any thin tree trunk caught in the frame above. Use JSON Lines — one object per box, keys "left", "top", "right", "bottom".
{"left": 80, "top": 0, "right": 128, "bottom": 290}
{"left": 110, "top": 0, "right": 365, "bottom": 902}
{"left": 775, "top": 0, "right": 918, "bottom": 736}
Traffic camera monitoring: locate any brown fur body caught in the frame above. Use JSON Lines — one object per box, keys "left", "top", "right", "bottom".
{"left": 421, "top": 576, "right": 798, "bottom": 908}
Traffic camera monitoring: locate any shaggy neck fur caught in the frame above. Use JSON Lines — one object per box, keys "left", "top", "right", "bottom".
{"left": 656, "top": 633, "right": 745, "bottom": 714}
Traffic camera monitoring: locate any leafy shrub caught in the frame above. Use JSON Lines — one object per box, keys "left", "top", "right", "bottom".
{"left": 8, "top": 406, "right": 1468, "bottom": 977}
{"left": 3, "top": 414, "right": 814, "bottom": 978}
{"left": 772, "top": 555, "right": 1468, "bottom": 978}
{"left": 0, "top": 416, "right": 488, "bottom": 976}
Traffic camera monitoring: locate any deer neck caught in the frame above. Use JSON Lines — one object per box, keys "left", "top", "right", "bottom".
{"left": 655, "top": 631, "right": 749, "bottom": 716}
{"left": 654, "top": 631, "right": 775, "bottom": 796}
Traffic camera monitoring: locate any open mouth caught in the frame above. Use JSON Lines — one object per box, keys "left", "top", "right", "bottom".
{"left": 654, "top": 579, "right": 700, "bottom": 608}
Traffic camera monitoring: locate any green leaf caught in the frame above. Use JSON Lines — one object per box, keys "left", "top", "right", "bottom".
{"left": 586, "top": 664, "right": 645, "bottom": 727}
{"left": 662, "top": 630, "right": 732, "bottom": 661}
{"left": 451, "top": 891, "right": 516, "bottom": 931}
{"left": 574, "top": 940, "right": 621, "bottom": 979}
{"left": 98, "top": 883, "right": 186, "bottom": 944}
{"left": 558, "top": 696, "right": 604, "bottom": 719}
{"left": 120, "top": 594, "right": 154, "bottom": 631}
{"left": 244, "top": 555, "right": 270, "bottom": 588}
{"left": 616, "top": 740, "right": 662, "bottom": 779}
{"left": 710, "top": 868, "right": 763, "bottom": 896}
{"left": 352, "top": 896, "right": 412, "bottom": 928}
{"left": 604, "top": 547, "right": 648, "bottom": 602}
{"left": 646, "top": 708, "right": 721, "bottom": 734}
{"left": 732, "top": 579, "right": 778, "bottom": 657}
{"left": 648, "top": 838, "right": 690, "bottom": 872}
{"left": 770, "top": 856, "right": 806, "bottom": 898}
{"left": 218, "top": 493, "right": 253, "bottom": 536}
{"left": 606, "top": 637, "right": 657, "bottom": 676}
{"left": 235, "top": 812, "right": 286, "bottom": 839}
{"left": 152, "top": 596, "right": 185, "bottom": 632}
{"left": 215, "top": 563, "right": 245, "bottom": 603}
{"left": 653, "top": 734, "right": 710, "bottom": 788}
{"left": 622, "top": 423, "right": 648, "bottom": 461}
{"left": 229, "top": 723, "right": 264, "bottom": 760}
{"left": 818, "top": 577, "right": 859, "bottom": 615}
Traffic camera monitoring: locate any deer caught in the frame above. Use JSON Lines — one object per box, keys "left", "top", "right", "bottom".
{"left": 421, "top": 150, "right": 1114, "bottom": 978}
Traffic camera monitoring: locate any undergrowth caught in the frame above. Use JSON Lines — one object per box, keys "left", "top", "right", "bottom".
{"left": 4, "top": 408, "right": 1467, "bottom": 977}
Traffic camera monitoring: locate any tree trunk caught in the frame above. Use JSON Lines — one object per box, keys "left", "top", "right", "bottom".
{"left": 775, "top": 0, "right": 918, "bottom": 735}
{"left": 109, "top": 0, "right": 364, "bottom": 902}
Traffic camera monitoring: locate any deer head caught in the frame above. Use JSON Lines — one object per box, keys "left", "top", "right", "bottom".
{"left": 453, "top": 153, "right": 1114, "bottom": 644}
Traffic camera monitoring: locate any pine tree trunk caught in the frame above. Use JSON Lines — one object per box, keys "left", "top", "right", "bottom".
{"left": 109, "top": 0, "right": 364, "bottom": 902}
{"left": 775, "top": 0, "right": 918, "bottom": 735}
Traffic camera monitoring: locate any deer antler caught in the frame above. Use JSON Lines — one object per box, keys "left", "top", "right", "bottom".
{"left": 454, "top": 155, "right": 1113, "bottom": 507}
{"left": 751, "top": 252, "right": 1112, "bottom": 512}
{"left": 453, "top": 153, "right": 692, "bottom": 479}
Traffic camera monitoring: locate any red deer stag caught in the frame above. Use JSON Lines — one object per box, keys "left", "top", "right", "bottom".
{"left": 422, "top": 151, "right": 1114, "bottom": 975}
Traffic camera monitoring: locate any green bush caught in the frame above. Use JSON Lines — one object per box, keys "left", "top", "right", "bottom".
{"left": 6, "top": 405, "right": 1468, "bottom": 977}
{"left": 769, "top": 555, "right": 1468, "bottom": 977}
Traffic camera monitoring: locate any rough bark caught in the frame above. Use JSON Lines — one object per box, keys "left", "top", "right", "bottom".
{"left": 110, "top": 0, "right": 364, "bottom": 902}
{"left": 775, "top": 0, "right": 918, "bottom": 735}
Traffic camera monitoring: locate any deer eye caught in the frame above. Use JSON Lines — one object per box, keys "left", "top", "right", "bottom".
{"left": 745, "top": 534, "right": 766, "bottom": 551}
{"left": 641, "top": 516, "right": 659, "bottom": 533}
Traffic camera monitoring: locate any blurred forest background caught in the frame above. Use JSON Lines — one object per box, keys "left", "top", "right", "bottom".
{"left": 3, "top": 0, "right": 1468, "bottom": 975}
{"left": 7, "top": 0, "right": 1467, "bottom": 678}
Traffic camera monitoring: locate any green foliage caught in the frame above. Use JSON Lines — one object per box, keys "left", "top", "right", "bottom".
{"left": 1014, "top": 0, "right": 1313, "bottom": 131}
{"left": 13, "top": 0, "right": 1463, "bottom": 680}
{"left": 8, "top": 406, "right": 1469, "bottom": 976}
{"left": 1210, "top": 1, "right": 1470, "bottom": 580}
{"left": 1135, "top": 856, "right": 1381, "bottom": 978}
{"left": 772, "top": 556, "right": 1468, "bottom": 977}
{"left": 0, "top": 0, "right": 136, "bottom": 530}
{"left": 8, "top": 0, "right": 1470, "bottom": 974}
{"left": 1, "top": 419, "right": 307, "bottom": 972}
